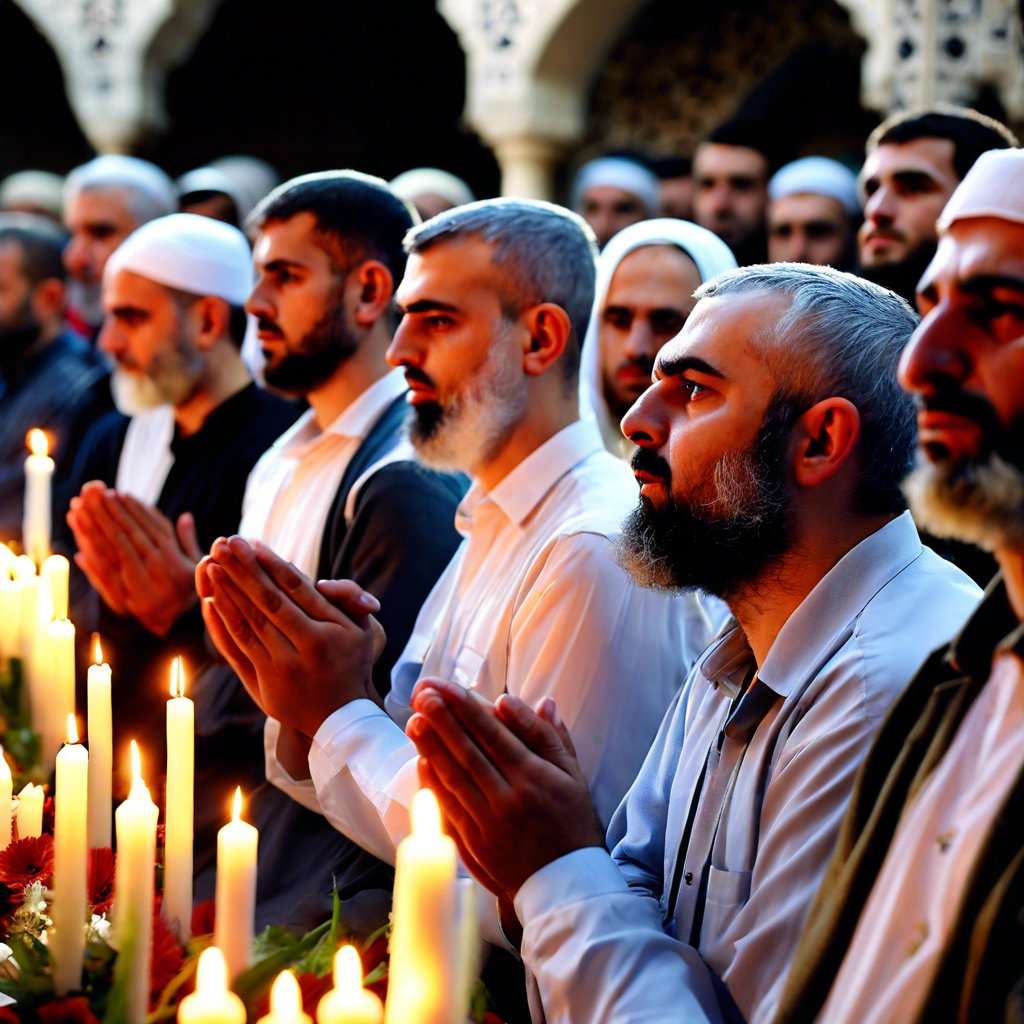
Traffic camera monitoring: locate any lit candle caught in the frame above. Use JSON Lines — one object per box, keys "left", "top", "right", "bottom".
{"left": 384, "top": 788, "right": 458, "bottom": 1024}
{"left": 51, "top": 714, "right": 89, "bottom": 995}
{"left": 317, "top": 946, "right": 384, "bottom": 1024}
{"left": 113, "top": 741, "right": 159, "bottom": 1024}
{"left": 23, "top": 429, "right": 53, "bottom": 569}
{"left": 87, "top": 635, "right": 113, "bottom": 850}
{"left": 41, "top": 617, "right": 76, "bottom": 768}
{"left": 41, "top": 554, "right": 70, "bottom": 621}
{"left": 0, "top": 572, "right": 21, "bottom": 667}
{"left": 177, "top": 946, "right": 247, "bottom": 1024}
{"left": 0, "top": 746, "right": 12, "bottom": 851}
{"left": 15, "top": 782, "right": 43, "bottom": 838}
{"left": 259, "top": 970, "right": 311, "bottom": 1024}
{"left": 163, "top": 656, "right": 194, "bottom": 944}
{"left": 215, "top": 787, "right": 258, "bottom": 984}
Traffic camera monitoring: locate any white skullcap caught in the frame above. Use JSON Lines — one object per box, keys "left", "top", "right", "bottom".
{"left": 209, "top": 156, "right": 280, "bottom": 208}
{"left": 65, "top": 155, "right": 176, "bottom": 217}
{"left": 104, "top": 212, "right": 253, "bottom": 306}
{"left": 0, "top": 171, "right": 65, "bottom": 217}
{"left": 937, "top": 148, "right": 1024, "bottom": 231}
{"left": 572, "top": 157, "right": 660, "bottom": 215}
{"left": 390, "top": 167, "right": 475, "bottom": 208}
{"left": 177, "top": 166, "right": 256, "bottom": 220}
{"left": 768, "top": 156, "right": 860, "bottom": 215}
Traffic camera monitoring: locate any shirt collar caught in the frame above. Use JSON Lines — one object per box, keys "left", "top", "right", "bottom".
{"left": 699, "top": 512, "right": 926, "bottom": 699}
{"left": 946, "top": 572, "right": 1023, "bottom": 676}
{"left": 462, "top": 418, "right": 606, "bottom": 528}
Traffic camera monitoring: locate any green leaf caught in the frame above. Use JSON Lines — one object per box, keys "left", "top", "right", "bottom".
{"left": 233, "top": 920, "right": 330, "bottom": 1007}
{"left": 469, "top": 979, "right": 492, "bottom": 1023}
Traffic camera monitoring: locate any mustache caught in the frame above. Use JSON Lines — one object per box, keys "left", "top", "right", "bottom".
{"left": 257, "top": 316, "right": 284, "bottom": 338}
{"left": 918, "top": 383, "right": 1002, "bottom": 432}
{"left": 403, "top": 365, "right": 437, "bottom": 389}
{"left": 631, "top": 446, "right": 672, "bottom": 483}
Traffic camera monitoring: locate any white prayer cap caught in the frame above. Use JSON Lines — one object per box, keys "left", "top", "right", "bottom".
{"left": 64, "top": 155, "right": 176, "bottom": 217}
{"left": 768, "top": 157, "right": 860, "bottom": 215}
{"left": 104, "top": 213, "right": 253, "bottom": 306}
{"left": 0, "top": 171, "right": 65, "bottom": 218}
{"left": 177, "top": 165, "right": 256, "bottom": 220}
{"left": 390, "top": 167, "right": 475, "bottom": 209}
{"left": 937, "top": 148, "right": 1024, "bottom": 232}
{"left": 571, "top": 157, "right": 660, "bottom": 215}
{"left": 209, "top": 155, "right": 280, "bottom": 208}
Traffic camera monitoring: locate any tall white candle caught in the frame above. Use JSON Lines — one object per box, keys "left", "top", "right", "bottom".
{"left": 163, "top": 656, "right": 194, "bottom": 944}
{"left": 28, "top": 580, "right": 52, "bottom": 734}
{"left": 215, "top": 788, "right": 258, "bottom": 984}
{"left": 51, "top": 715, "right": 89, "bottom": 995}
{"left": 41, "top": 618, "right": 76, "bottom": 768}
{"left": 113, "top": 741, "right": 159, "bottom": 1024}
{"left": 87, "top": 635, "right": 113, "bottom": 850}
{"left": 15, "top": 782, "right": 43, "bottom": 838}
{"left": 177, "top": 946, "right": 246, "bottom": 1024}
{"left": 0, "top": 746, "right": 12, "bottom": 851}
{"left": 41, "top": 554, "right": 70, "bottom": 621}
{"left": 0, "top": 573, "right": 21, "bottom": 668}
{"left": 23, "top": 429, "right": 53, "bottom": 569}
{"left": 384, "top": 788, "right": 458, "bottom": 1024}
{"left": 258, "top": 970, "right": 311, "bottom": 1024}
{"left": 317, "top": 946, "right": 384, "bottom": 1024}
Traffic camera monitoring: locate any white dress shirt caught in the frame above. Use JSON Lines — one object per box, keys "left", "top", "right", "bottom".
{"left": 820, "top": 648, "right": 1024, "bottom": 1024}
{"left": 513, "top": 513, "right": 981, "bottom": 1024}
{"left": 265, "top": 417, "right": 726, "bottom": 879}
{"left": 239, "top": 369, "right": 407, "bottom": 576}
{"left": 115, "top": 404, "right": 175, "bottom": 503}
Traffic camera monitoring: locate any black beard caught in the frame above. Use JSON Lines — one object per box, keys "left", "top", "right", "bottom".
{"left": 615, "top": 396, "right": 799, "bottom": 598}
{"left": 857, "top": 244, "right": 937, "bottom": 307}
{"left": 262, "top": 304, "right": 359, "bottom": 395}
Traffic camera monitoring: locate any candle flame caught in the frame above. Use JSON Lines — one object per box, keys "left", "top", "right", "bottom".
{"left": 92, "top": 633, "right": 103, "bottom": 666}
{"left": 334, "top": 944, "right": 364, "bottom": 991}
{"left": 169, "top": 655, "right": 185, "bottom": 698}
{"left": 232, "top": 786, "right": 243, "bottom": 822}
{"left": 270, "top": 970, "right": 301, "bottom": 1015}
{"left": 411, "top": 787, "right": 442, "bottom": 837}
{"left": 195, "top": 946, "right": 229, "bottom": 994}
{"left": 27, "top": 429, "right": 49, "bottom": 458}
{"left": 66, "top": 714, "right": 79, "bottom": 745}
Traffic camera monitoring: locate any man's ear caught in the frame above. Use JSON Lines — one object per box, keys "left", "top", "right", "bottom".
{"left": 30, "top": 277, "right": 65, "bottom": 322}
{"left": 521, "top": 303, "right": 571, "bottom": 377}
{"left": 192, "top": 295, "right": 231, "bottom": 351}
{"left": 791, "top": 396, "right": 861, "bottom": 489}
{"left": 351, "top": 261, "right": 395, "bottom": 326}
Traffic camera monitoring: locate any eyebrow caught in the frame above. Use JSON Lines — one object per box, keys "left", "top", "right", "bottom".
{"left": 654, "top": 354, "right": 726, "bottom": 381}
{"left": 959, "top": 273, "right": 1024, "bottom": 295}
{"left": 396, "top": 298, "right": 461, "bottom": 315}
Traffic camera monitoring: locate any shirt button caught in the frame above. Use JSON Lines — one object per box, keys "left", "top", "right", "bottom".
{"left": 684, "top": 872, "right": 694, "bottom": 885}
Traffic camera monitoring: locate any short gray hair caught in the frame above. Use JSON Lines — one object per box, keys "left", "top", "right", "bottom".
{"left": 697, "top": 262, "right": 919, "bottom": 516}
{"left": 65, "top": 155, "right": 176, "bottom": 225}
{"left": 405, "top": 198, "right": 598, "bottom": 380}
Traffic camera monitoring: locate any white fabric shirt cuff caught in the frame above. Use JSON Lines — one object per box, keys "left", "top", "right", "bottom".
{"left": 264, "top": 717, "right": 323, "bottom": 814}
{"left": 515, "top": 846, "right": 627, "bottom": 925}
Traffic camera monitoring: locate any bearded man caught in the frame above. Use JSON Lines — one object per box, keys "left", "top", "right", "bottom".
{"left": 404, "top": 262, "right": 981, "bottom": 1023}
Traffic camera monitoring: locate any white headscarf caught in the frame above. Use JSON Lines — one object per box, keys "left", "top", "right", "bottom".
{"left": 937, "top": 148, "right": 1024, "bottom": 231}
{"left": 579, "top": 218, "right": 738, "bottom": 457}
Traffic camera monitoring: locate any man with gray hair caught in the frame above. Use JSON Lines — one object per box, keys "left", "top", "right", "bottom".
{"left": 197, "top": 199, "right": 721, "bottom": 952}
{"left": 63, "top": 154, "right": 177, "bottom": 337}
{"left": 405, "top": 262, "right": 981, "bottom": 1023}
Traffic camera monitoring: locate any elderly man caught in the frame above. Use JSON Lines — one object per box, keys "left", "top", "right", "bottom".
{"left": 197, "top": 201, "right": 721, "bottom": 923}
{"left": 578, "top": 217, "right": 736, "bottom": 457}
{"left": 407, "top": 263, "right": 981, "bottom": 1024}
{"left": 778, "top": 146, "right": 1024, "bottom": 1024}
{"left": 571, "top": 155, "right": 660, "bottom": 248}
{"left": 767, "top": 156, "right": 860, "bottom": 269}
{"left": 63, "top": 155, "right": 177, "bottom": 338}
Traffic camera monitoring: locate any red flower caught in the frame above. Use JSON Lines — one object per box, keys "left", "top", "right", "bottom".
{"left": 36, "top": 996, "right": 101, "bottom": 1023}
{"left": 361, "top": 933, "right": 389, "bottom": 973}
{"left": 0, "top": 1006, "right": 20, "bottom": 1023}
{"left": 0, "top": 834, "right": 54, "bottom": 887}
{"left": 41, "top": 795, "right": 56, "bottom": 837}
{"left": 149, "top": 912, "right": 185, "bottom": 1003}
{"left": 87, "top": 847, "right": 115, "bottom": 915}
{"left": 191, "top": 898, "right": 216, "bottom": 937}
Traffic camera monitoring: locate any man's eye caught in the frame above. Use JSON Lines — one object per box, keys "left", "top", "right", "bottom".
{"left": 970, "top": 301, "right": 1024, "bottom": 329}
{"left": 427, "top": 315, "right": 454, "bottom": 330}
{"left": 682, "top": 380, "right": 708, "bottom": 400}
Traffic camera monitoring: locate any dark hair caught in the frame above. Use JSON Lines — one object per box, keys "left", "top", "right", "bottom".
{"left": 247, "top": 170, "right": 417, "bottom": 284}
{"left": 653, "top": 156, "right": 693, "bottom": 179}
{"left": 701, "top": 119, "right": 776, "bottom": 170}
{"left": 0, "top": 213, "right": 67, "bottom": 285}
{"left": 167, "top": 285, "right": 248, "bottom": 350}
{"left": 868, "top": 105, "right": 1019, "bottom": 180}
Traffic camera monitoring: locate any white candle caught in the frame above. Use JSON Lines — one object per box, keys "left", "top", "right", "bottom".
{"left": 215, "top": 787, "right": 258, "bottom": 984}
{"left": 23, "top": 429, "right": 53, "bottom": 569}
{"left": 259, "top": 969, "right": 311, "bottom": 1024}
{"left": 41, "top": 618, "right": 76, "bottom": 768}
{"left": 51, "top": 715, "right": 89, "bottom": 995}
{"left": 163, "top": 656, "right": 194, "bottom": 944}
{"left": 317, "top": 946, "right": 384, "bottom": 1024}
{"left": 41, "top": 554, "right": 70, "bottom": 621}
{"left": 15, "top": 782, "right": 43, "bottom": 838}
{"left": 113, "top": 741, "right": 159, "bottom": 1024}
{"left": 0, "top": 574, "right": 20, "bottom": 668}
{"left": 0, "top": 746, "right": 12, "bottom": 851}
{"left": 384, "top": 788, "right": 458, "bottom": 1024}
{"left": 177, "top": 946, "right": 246, "bottom": 1024}
{"left": 87, "top": 635, "right": 113, "bottom": 850}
